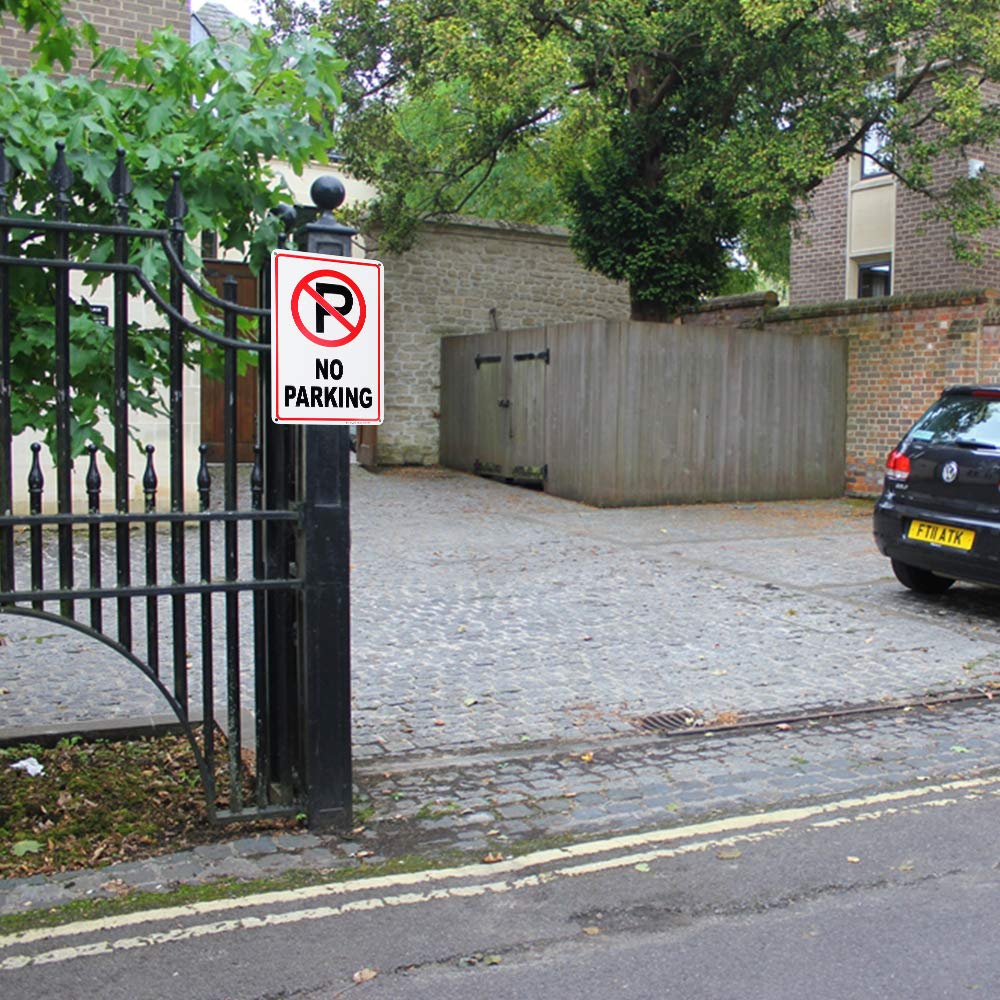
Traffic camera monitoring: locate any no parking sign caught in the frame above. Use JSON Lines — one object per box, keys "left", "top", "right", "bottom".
{"left": 270, "top": 248, "right": 384, "bottom": 424}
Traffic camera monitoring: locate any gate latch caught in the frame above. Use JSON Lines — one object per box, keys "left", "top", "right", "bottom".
{"left": 498, "top": 398, "right": 511, "bottom": 408}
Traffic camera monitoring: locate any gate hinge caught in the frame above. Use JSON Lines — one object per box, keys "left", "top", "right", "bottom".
{"left": 512, "top": 349, "right": 550, "bottom": 364}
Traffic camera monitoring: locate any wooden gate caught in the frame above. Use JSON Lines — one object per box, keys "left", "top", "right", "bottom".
{"left": 440, "top": 329, "right": 548, "bottom": 483}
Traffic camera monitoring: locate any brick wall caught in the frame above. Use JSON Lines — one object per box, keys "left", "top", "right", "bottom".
{"left": 893, "top": 162, "right": 1000, "bottom": 296}
{"left": 691, "top": 289, "right": 1000, "bottom": 496}
{"left": 0, "top": 0, "right": 189, "bottom": 72}
{"left": 371, "top": 218, "right": 631, "bottom": 466}
{"left": 675, "top": 291, "right": 779, "bottom": 328}
{"left": 789, "top": 159, "right": 849, "bottom": 305}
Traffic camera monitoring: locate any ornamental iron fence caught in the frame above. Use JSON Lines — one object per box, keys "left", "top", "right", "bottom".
{"left": 0, "top": 141, "right": 353, "bottom": 828}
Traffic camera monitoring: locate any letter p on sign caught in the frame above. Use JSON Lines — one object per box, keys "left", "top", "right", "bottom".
{"left": 270, "top": 248, "right": 384, "bottom": 424}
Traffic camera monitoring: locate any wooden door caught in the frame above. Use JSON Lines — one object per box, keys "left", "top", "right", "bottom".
{"left": 200, "top": 261, "right": 259, "bottom": 462}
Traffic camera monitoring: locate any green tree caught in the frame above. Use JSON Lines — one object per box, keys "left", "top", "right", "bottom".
{"left": 1, "top": 3, "right": 343, "bottom": 456}
{"left": 267, "top": 0, "right": 1000, "bottom": 319}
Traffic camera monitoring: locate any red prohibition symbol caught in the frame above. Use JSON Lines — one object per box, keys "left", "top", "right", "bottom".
{"left": 291, "top": 268, "right": 367, "bottom": 348}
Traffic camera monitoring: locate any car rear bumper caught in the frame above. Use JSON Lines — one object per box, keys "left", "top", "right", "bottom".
{"left": 873, "top": 497, "right": 1000, "bottom": 586}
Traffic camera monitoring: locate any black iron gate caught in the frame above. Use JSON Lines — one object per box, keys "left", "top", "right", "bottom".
{"left": 0, "top": 142, "right": 352, "bottom": 828}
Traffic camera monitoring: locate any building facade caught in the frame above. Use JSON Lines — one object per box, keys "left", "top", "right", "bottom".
{"left": 790, "top": 91, "right": 1000, "bottom": 306}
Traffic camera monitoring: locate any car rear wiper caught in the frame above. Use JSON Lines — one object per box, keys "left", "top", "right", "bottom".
{"left": 951, "top": 439, "right": 1000, "bottom": 450}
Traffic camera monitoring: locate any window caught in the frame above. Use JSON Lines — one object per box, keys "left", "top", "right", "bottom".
{"left": 858, "top": 259, "right": 891, "bottom": 297}
{"left": 860, "top": 77, "right": 895, "bottom": 178}
{"left": 860, "top": 122, "right": 891, "bottom": 178}
{"left": 201, "top": 230, "right": 219, "bottom": 260}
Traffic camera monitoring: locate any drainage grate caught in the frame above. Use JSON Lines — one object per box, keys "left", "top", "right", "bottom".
{"left": 633, "top": 709, "right": 705, "bottom": 734}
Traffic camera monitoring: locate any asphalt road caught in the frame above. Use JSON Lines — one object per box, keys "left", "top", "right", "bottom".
{"left": 3, "top": 772, "right": 999, "bottom": 999}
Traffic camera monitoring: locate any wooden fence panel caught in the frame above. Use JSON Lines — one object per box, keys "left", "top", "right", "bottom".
{"left": 544, "top": 321, "right": 621, "bottom": 504}
{"left": 440, "top": 320, "right": 847, "bottom": 505}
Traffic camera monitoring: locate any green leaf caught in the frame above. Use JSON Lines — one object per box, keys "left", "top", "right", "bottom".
{"left": 12, "top": 840, "right": 43, "bottom": 857}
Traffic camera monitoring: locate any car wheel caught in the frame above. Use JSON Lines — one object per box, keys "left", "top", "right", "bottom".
{"left": 890, "top": 559, "right": 955, "bottom": 594}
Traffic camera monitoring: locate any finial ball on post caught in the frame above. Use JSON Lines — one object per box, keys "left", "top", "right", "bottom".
{"left": 310, "top": 175, "right": 346, "bottom": 212}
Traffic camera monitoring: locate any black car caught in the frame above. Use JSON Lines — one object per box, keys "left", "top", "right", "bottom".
{"left": 873, "top": 386, "right": 1000, "bottom": 593}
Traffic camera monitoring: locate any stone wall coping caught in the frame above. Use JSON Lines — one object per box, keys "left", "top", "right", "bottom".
{"left": 367, "top": 214, "right": 575, "bottom": 249}
{"left": 763, "top": 288, "right": 1000, "bottom": 325}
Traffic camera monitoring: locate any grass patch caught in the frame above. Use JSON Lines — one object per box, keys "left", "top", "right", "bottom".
{"left": 0, "top": 851, "right": 470, "bottom": 936}
{"left": 0, "top": 734, "right": 296, "bottom": 881}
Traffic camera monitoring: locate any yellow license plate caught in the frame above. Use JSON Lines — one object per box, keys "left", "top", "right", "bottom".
{"left": 907, "top": 519, "right": 975, "bottom": 551}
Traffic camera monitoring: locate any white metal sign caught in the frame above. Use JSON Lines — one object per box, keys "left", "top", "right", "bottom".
{"left": 270, "top": 248, "right": 384, "bottom": 425}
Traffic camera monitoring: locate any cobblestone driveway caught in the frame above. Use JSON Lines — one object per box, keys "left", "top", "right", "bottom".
{"left": 349, "top": 468, "right": 1000, "bottom": 757}
{"left": 2, "top": 466, "right": 998, "bottom": 760}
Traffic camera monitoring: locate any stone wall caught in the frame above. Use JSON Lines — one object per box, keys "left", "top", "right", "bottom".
{"left": 0, "top": 1, "right": 189, "bottom": 72}
{"left": 371, "top": 217, "right": 631, "bottom": 466}
{"left": 695, "top": 289, "right": 1000, "bottom": 495}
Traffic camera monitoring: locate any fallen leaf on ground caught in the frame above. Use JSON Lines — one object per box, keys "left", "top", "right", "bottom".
{"left": 353, "top": 968, "right": 378, "bottom": 984}
{"left": 898, "top": 861, "right": 915, "bottom": 872}
{"left": 634, "top": 862, "right": 650, "bottom": 872}
{"left": 950, "top": 745, "right": 971, "bottom": 754}
{"left": 101, "top": 879, "right": 132, "bottom": 897}
{"left": 582, "top": 926, "right": 601, "bottom": 936}
{"left": 433, "top": 720, "right": 446, "bottom": 727}
{"left": 12, "top": 840, "right": 42, "bottom": 857}
{"left": 484, "top": 955, "right": 502, "bottom": 966}
{"left": 716, "top": 848, "right": 742, "bottom": 861}
{"left": 579, "top": 752, "right": 594, "bottom": 763}
{"left": 847, "top": 856, "right": 861, "bottom": 864}
{"left": 481, "top": 851, "right": 504, "bottom": 864}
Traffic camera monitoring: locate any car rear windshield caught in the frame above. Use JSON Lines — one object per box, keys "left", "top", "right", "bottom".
{"left": 905, "top": 394, "right": 1000, "bottom": 449}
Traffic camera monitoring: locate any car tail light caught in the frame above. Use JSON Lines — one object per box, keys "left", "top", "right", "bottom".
{"left": 886, "top": 448, "right": 910, "bottom": 482}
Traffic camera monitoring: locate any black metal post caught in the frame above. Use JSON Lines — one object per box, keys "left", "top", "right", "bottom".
{"left": 51, "top": 144, "right": 74, "bottom": 619}
{"left": 259, "top": 210, "right": 297, "bottom": 804}
{"left": 295, "top": 176, "right": 356, "bottom": 829}
{"left": 0, "top": 138, "right": 13, "bottom": 602}
{"left": 110, "top": 149, "right": 133, "bottom": 651}
{"left": 167, "top": 173, "right": 189, "bottom": 713}
{"left": 298, "top": 425, "right": 352, "bottom": 829}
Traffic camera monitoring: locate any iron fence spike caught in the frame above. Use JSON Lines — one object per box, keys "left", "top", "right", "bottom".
{"left": 85, "top": 443, "right": 101, "bottom": 506}
{"left": 250, "top": 445, "right": 263, "bottom": 509}
{"left": 27, "top": 442, "right": 43, "bottom": 494}
{"left": 48, "top": 142, "right": 75, "bottom": 198}
{"left": 0, "top": 136, "right": 11, "bottom": 197}
{"left": 166, "top": 171, "right": 187, "bottom": 222}
{"left": 197, "top": 442, "right": 212, "bottom": 498}
{"left": 108, "top": 147, "right": 133, "bottom": 202}
{"left": 143, "top": 444, "right": 158, "bottom": 510}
